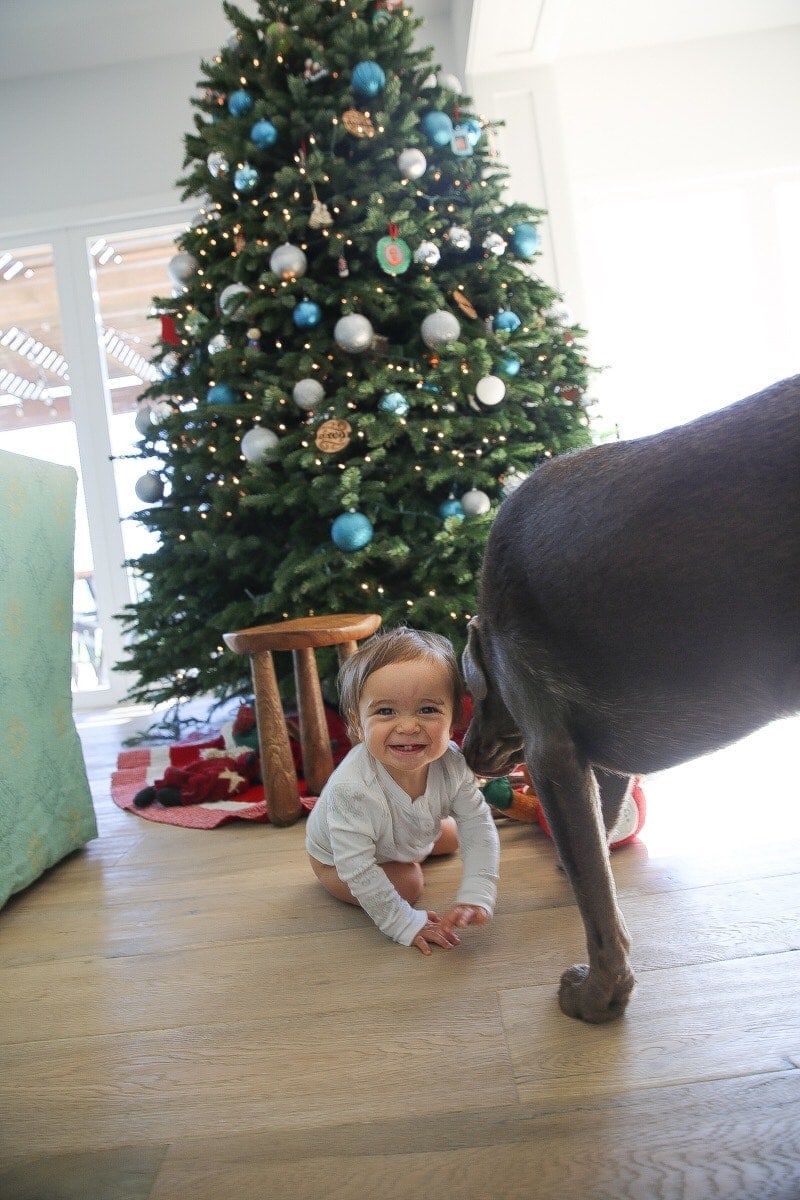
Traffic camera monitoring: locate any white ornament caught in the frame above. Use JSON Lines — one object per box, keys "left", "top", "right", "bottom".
{"left": 502, "top": 468, "right": 528, "bottom": 496}
{"left": 547, "top": 300, "right": 574, "bottom": 325}
{"left": 475, "top": 375, "right": 506, "bottom": 406}
{"left": 218, "top": 283, "right": 252, "bottom": 319}
{"left": 461, "top": 488, "right": 491, "bottom": 516}
{"left": 438, "top": 73, "right": 463, "bottom": 94}
{"left": 447, "top": 225, "right": 471, "bottom": 251}
{"left": 240, "top": 425, "right": 279, "bottom": 463}
{"left": 269, "top": 243, "right": 308, "bottom": 281}
{"left": 334, "top": 313, "right": 374, "bottom": 353}
{"left": 397, "top": 148, "right": 427, "bottom": 180}
{"left": 207, "top": 333, "right": 230, "bottom": 355}
{"left": 482, "top": 232, "right": 507, "bottom": 256}
{"left": 421, "top": 73, "right": 437, "bottom": 90}
{"left": 420, "top": 309, "right": 460, "bottom": 350}
{"left": 414, "top": 240, "right": 441, "bottom": 267}
{"left": 293, "top": 378, "right": 325, "bottom": 410}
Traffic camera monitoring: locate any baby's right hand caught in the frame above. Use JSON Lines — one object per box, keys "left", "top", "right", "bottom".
{"left": 411, "top": 911, "right": 462, "bottom": 956}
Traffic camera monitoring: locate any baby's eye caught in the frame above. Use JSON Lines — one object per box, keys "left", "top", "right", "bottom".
{"left": 420, "top": 705, "right": 444, "bottom": 715}
{"left": 374, "top": 706, "right": 396, "bottom": 717}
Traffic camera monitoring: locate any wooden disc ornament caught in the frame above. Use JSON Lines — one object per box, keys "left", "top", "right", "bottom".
{"left": 342, "top": 109, "right": 375, "bottom": 138}
{"left": 452, "top": 289, "right": 478, "bottom": 319}
{"left": 315, "top": 418, "right": 352, "bottom": 454}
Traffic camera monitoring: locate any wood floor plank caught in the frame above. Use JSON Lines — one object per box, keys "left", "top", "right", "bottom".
{"left": 0, "top": 994, "right": 517, "bottom": 1160}
{"left": 502, "top": 950, "right": 800, "bottom": 1104}
{"left": 147, "top": 1071, "right": 800, "bottom": 1200}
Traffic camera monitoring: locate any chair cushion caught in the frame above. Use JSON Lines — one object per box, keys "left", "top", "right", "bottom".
{"left": 0, "top": 449, "right": 97, "bottom": 908}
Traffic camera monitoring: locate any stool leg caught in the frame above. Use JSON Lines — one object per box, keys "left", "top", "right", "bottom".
{"left": 293, "top": 646, "right": 335, "bottom": 795}
{"left": 250, "top": 649, "right": 303, "bottom": 827}
{"left": 337, "top": 639, "right": 358, "bottom": 664}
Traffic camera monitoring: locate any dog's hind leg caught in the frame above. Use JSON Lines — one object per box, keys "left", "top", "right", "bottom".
{"left": 595, "top": 767, "right": 635, "bottom": 839}
{"left": 528, "top": 732, "right": 635, "bottom": 1023}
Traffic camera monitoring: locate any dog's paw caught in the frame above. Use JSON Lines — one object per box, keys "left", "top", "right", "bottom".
{"left": 558, "top": 963, "right": 635, "bottom": 1023}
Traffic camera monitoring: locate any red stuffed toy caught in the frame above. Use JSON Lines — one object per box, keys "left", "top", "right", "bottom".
{"left": 133, "top": 749, "right": 261, "bottom": 808}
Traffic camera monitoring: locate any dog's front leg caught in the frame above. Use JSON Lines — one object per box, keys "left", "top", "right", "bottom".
{"left": 529, "top": 734, "right": 635, "bottom": 1022}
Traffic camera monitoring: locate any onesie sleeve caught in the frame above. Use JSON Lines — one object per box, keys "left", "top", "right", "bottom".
{"left": 326, "top": 785, "right": 428, "bottom": 947}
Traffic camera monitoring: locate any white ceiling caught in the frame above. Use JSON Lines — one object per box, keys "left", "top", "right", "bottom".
{"left": 1, "top": 0, "right": 798, "bottom": 82}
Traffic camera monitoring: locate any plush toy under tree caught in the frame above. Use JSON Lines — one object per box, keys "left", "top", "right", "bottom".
{"left": 121, "top": 0, "right": 595, "bottom": 711}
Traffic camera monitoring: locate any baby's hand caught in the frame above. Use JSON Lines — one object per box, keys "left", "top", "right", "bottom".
{"left": 411, "top": 911, "right": 462, "bottom": 956}
{"left": 439, "top": 904, "right": 491, "bottom": 936}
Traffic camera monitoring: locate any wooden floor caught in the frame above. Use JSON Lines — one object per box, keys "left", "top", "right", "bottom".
{"left": 2, "top": 704, "right": 800, "bottom": 1200}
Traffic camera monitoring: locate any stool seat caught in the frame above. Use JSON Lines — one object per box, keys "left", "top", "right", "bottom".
{"left": 223, "top": 614, "right": 381, "bottom": 826}
{"left": 224, "top": 613, "right": 381, "bottom": 655}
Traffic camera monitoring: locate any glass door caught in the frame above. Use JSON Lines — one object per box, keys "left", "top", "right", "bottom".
{"left": 0, "top": 221, "right": 184, "bottom": 706}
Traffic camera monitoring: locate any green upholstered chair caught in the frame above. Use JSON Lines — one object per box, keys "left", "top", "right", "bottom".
{"left": 0, "top": 449, "right": 97, "bottom": 909}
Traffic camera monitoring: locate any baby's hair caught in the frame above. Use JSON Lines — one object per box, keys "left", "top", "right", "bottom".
{"left": 338, "top": 626, "right": 466, "bottom": 743}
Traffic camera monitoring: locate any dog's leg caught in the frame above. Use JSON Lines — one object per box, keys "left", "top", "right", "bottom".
{"left": 529, "top": 734, "right": 635, "bottom": 1023}
{"left": 595, "top": 768, "right": 634, "bottom": 838}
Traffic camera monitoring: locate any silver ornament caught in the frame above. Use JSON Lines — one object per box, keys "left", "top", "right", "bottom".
{"left": 293, "top": 378, "right": 325, "bottom": 410}
{"left": 207, "top": 151, "right": 229, "bottom": 178}
{"left": 482, "top": 231, "right": 507, "bottom": 256}
{"left": 420, "top": 309, "right": 460, "bottom": 350}
{"left": 134, "top": 406, "right": 154, "bottom": 436}
{"left": 240, "top": 426, "right": 279, "bottom": 463}
{"left": 448, "top": 225, "right": 471, "bottom": 251}
{"left": 414, "top": 240, "right": 441, "bottom": 267}
{"left": 397, "top": 148, "right": 427, "bottom": 180}
{"left": 460, "top": 488, "right": 491, "bottom": 516}
{"left": 167, "top": 252, "right": 199, "bottom": 286}
{"left": 207, "top": 333, "right": 230, "bottom": 355}
{"left": 334, "top": 313, "right": 374, "bottom": 353}
{"left": 134, "top": 471, "right": 164, "bottom": 503}
{"left": 269, "top": 243, "right": 308, "bottom": 280}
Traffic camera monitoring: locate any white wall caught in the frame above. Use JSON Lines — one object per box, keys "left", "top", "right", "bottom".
{"left": 469, "top": 24, "right": 800, "bottom": 437}
{"left": 0, "top": 3, "right": 466, "bottom": 239}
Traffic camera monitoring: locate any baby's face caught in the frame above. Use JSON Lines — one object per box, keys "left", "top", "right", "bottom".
{"left": 355, "top": 658, "right": 454, "bottom": 792}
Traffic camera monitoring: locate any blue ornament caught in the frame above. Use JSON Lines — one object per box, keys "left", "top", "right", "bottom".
{"left": 439, "top": 497, "right": 465, "bottom": 521}
{"left": 250, "top": 119, "right": 278, "bottom": 149}
{"left": 206, "top": 383, "right": 238, "bottom": 406}
{"left": 233, "top": 164, "right": 259, "bottom": 193}
{"left": 464, "top": 118, "right": 482, "bottom": 147}
{"left": 421, "top": 111, "right": 454, "bottom": 148}
{"left": 292, "top": 300, "right": 322, "bottom": 329}
{"left": 227, "top": 89, "right": 254, "bottom": 116}
{"left": 351, "top": 60, "right": 386, "bottom": 98}
{"left": 380, "top": 391, "right": 409, "bottom": 416}
{"left": 497, "top": 354, "right": 521, "bottom": 377}
{"left": 493, "top": 310, "right": 522, "bottom": 333}
{"left": 331, "top": 511, "right": 374, "bottom": 552}
{"left": 511, "top": 222, "right": 541, "bottom": 259}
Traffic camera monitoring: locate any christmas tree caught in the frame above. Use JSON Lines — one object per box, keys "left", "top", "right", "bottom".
{"left": 120, "top": 0, "right": 594, "bottom": 709}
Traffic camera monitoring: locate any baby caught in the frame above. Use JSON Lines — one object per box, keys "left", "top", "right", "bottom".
{"left": 306, "top": 627, "right": 500, "bottom": 955}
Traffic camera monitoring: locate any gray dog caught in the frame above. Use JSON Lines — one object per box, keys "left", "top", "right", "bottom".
{"left": 461, "top": 376, "right": 799, "bottom": 1022}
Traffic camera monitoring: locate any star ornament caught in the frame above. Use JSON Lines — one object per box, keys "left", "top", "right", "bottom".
{"left": 219, "top": 767, "right": 246, "bottom": 794}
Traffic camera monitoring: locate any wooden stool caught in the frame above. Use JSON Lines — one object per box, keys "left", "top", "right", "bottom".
{"left": 223, "top": 614, "right": 381, "bottom": 826}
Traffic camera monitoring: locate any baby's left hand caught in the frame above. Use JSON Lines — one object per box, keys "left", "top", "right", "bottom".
{"left": 439, "top": 904, "right": 491, "bottom": 935}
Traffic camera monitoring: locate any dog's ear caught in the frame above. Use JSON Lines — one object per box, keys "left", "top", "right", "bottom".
{"left": 462, "top": 617, "right": 488, "bottom": 700}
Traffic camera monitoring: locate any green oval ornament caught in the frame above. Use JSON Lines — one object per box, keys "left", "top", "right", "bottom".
{"left": 376, "top": 235, "right": 411, "bottom": 275}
